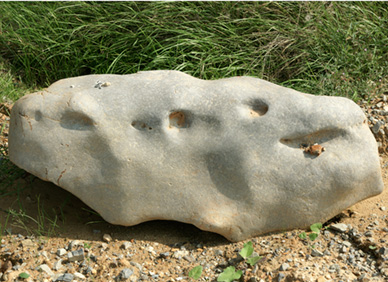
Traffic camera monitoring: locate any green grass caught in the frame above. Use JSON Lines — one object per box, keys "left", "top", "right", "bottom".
{"left": 6, "top": 195, "right": 59, "bottom": 237}
{"left": 0, "top": 60, "right": 34, "bottom": 102}
{"left": 0, "top": 1, "right": 387, "bottom": 102}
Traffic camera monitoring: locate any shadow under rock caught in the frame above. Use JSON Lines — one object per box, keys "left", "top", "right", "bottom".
{"left": 0, "top": 175, "right": 228, "bottom": 247}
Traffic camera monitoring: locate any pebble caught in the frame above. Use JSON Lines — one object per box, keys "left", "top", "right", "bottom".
{"left": 311, "top": 249, "right": 324, "bottom": 257}
{"left": 22, "top": 239, "right": 34, "bottom": 249}
{"left": 53, "top": 260, "right": 63, "bottom": 271}
{"left": 365, "top": 231, "right": 373, "bottom": 237}
{"left": 183, "top": 255, "right": 195, "bottom": 262}
{"left": 67, "top": 249, "right": 85, "bottom": 262}
{"left": 68, "top": 240, "right": 81, "bottom": 251}
{"left": 173, "top": 250, "right": 189, "bottom": 259}
{"left": 117, "top": 268, "right": 134, "bottom": 280}
{"left": 74, "top": 272, "right": 86, "bottom": 280}
{"left": 379, "top": 247, "right": 388, "bottom": 256}
{"left": 121, "top": 241, "right": 132, "bottom": 250}
{"left": 103, "top": 234, "right": 112, "bottom": 243}
{"left": 55, "top": 273, "right": 74, "bottom": 282}
{"left": 160, "top": 252, "right": 170, "bottom": 258}
{"left": 38, "top": 264, "right": 54, "bottom": 276}
{"left": 278, "top": 272, "right": 286, "bottom": 281}
{"left": 57, "top": 248, "right": 67, "bottom": 257}
{"left": 279, "top": 263, "right": 290, "bottom": 271}
{"left": 380, "top": 206, "right": 387, "bottom": 211}
{"left": 130, "top": 261, "right": 143, "bottom": 272}
{"left": 330, "top": 223, "right": 349, "bottom": 233}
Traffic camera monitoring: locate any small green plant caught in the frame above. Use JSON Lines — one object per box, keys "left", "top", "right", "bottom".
{"left": 19, "top": 272, "right": 30, "bottom": 279}
{"left": 239, "top": 241, "right": 262, "bottom": 266}
{"left": 299, "top": 223, "right": 323, "bottom": 241}
{"left": 84, "top": 242, "right": 92, "bottom": 249}
{"left": 188, "top": 265, "right": 203, "bottom": 280}
{"left": 217, "top": 266, "right": 242, "bottom": 282}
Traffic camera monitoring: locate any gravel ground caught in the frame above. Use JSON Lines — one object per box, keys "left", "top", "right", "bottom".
{"left": 0, "top": 94, "right": 388, "bottom": 282}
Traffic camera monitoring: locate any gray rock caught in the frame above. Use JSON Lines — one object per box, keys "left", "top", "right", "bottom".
{"left": 68, "top": 240, "right": 81, "bottom": 251}
{"left": 55, "top": 273, "right": 74, "bottom": 282}
{"left": 379, "top": 247, "right": 388, "bottom": 256}
{"left": 159, "top": 252, "right": 170, "bottom": 259}
{"left": 73, "top": 272, "right": 86, "bottom": 280}
{"left": 279, "top": 263, "right": 290, "bottom": 271}
{"left": 311, "top": 249, "right": 324, "bottom": 257}
{"left": 117, "top": 268, "right": 133, "bottom": 280}
{"left": 53, "top": 259, "right": 63, "bottom": 271}
{"left": 57, "top": 248, "right": 67, "bottom": 257}
{"left": 130, "top": 262, "right": 142, "bottom": 272}
{"left": 38, "top": 264, "right": 54, "bottom": 276}
{"left": 121, "top": 241, "right": 132, "bottom": 250}
{"left": 9, "top": 70, "right": 384, "bottom": 241}
{"left": 330, "top": 223, "right": 349, "bottom": 233}
{"left": 67, "top": 249, "right": 85, "bottom": 262}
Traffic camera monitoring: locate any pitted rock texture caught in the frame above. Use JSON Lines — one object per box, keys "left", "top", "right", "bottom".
{"left": 8, "top": 70, "right": 384, "bottom": 241}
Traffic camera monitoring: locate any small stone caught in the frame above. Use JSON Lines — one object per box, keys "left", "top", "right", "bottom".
{"left": 311, "top": 249, "right": 324, "bottom": 257}
{"left": 372, "top": 121, "right": 383, "bottom": 134}
{"left": 74, "top": 272, "right": 86, "bottom": 280}
{"left": 343, "top": 241, "right": 352, "bottom": 248}
{"left": 380, "top": 206, "right": 387, "bottom": 211}
{"left": 183, "top": 255, "right": 195, "bottom": 262}
{"left": 103, "top": 234, "right": 112, "bottom": 243}
{"left": 173, "top": 250, "right": 189, "bottom": 259}
{"left": 22, "top": 239, "right": 34, "bottom": 249}
{"left": 68, "top": 240, "right": 81, "bottom": 251}
{"left": 67, "top": 249, "right": 85, "bottom": 262}
{"left": 41, "top": 251, "right": 49, "bottom": 260}
{"left": 145, "top": 246, "right": 156, "bottom": 255}
{"left": 278, "top": 272, "right": 286, "bottom": 281}
{"left": 159, "top": 252, "right": 170, "bottom": 259}
{"left": 38, "top": 264, "right": 54, "bottom": 276}
{"left": 279, "top": 263, "right": 290, "bottom": 271}
{"left": 53, "top": 260, "right": 63, "bottom": 271}
{"left": 117, "top": 268, "right": 133, "bottom": 280}
{"left": 55, "top": 273, "right": 74, "bottom": 282}
{"left": 57, "top": 248, "right": 67, "bottom": 257}
{"left": 121, "top": 241, "right": 132, "bottom": 250}
{"left": 379, "top": 247, "right": 388, "bottom": 256}
{"left": 364, "top": 231, "right": 373, "bottom": 237}
{"left": 130, "top": 262, "right": 142, "bottom": 272}
{"left": 330, "top": 223, "right": 349, "bottom": 233}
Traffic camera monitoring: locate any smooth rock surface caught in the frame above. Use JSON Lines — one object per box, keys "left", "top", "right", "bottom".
{"left": 9, "top": 70, "right": 384, "bottom": 241}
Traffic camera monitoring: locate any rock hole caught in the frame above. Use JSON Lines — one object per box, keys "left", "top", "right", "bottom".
{"left": 169, "top": 111, "right": 189, "bottom": 128}
{"left": 34, "top": 110, "right": 42, "bottom": 121}
{"left": 248, "top": 99, "right": 269, "bottom": 117}
{"left": 280, "top": 128, "right": 347, "bottom": 149}
{"left": 131, "top": 121, "right": 155, "bottom": 131}
{"left": 60, "top": 111, "right": 95, "bottom": 131}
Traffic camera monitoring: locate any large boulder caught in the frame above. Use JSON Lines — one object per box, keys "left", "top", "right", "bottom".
{"left": 9, "top": 70, "right": 383, "bottom": 241}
